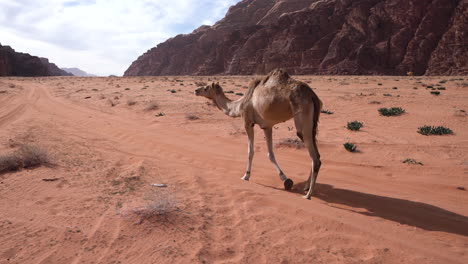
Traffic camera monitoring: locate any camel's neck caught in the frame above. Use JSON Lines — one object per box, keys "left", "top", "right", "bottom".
{"left": 212, "top": 92, "right": 243, "bottom": 117}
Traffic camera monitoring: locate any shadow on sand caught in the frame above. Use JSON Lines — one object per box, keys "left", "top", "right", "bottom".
{"left": 265, "top": 181, "right": 468, "bottom": 237}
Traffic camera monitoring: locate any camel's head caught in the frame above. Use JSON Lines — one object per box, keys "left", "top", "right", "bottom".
{"left": 194, "top": 82, "right": 222, "bottom": 99}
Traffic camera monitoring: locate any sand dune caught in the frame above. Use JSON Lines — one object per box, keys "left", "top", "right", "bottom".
{"left": 0, "top": 76, "right": 467, "bottom": 263}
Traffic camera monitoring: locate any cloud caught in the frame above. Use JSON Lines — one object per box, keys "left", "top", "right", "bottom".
{"left": 0, "top": 0, "right": 238, "bottom": 76}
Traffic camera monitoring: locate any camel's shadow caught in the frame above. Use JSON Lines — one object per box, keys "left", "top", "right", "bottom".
{"left": 262, "top": 181, "right": 468, "bottom": 237}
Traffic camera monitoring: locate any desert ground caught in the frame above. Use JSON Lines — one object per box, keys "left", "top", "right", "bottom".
{"left": 0, "top": 75, "right": 467, "bottom": 264}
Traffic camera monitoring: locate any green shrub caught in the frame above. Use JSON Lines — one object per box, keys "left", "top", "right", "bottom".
{"left": 378, "top": 107, "right": 405, "bottom": 116}
{"left": 418, "top": 126, "right": 453, "bottom": 135}
{"left": 347, "top": 121, "right": 363, "bottom": 131}
{"left": 321, "top": 110, "right": 334, "bottom": 114}
{"left": 343, "top": 142, "right": 357, "bottom": 152}
{"left": 430, "top": 91, "right": 440, "bottom": 95}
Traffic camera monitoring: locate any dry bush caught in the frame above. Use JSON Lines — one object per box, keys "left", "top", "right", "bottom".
{"left": 194, "top": 81, "right": 207, "bottom": 86}
{"left": 276, "top": 138, "right": 304, "bottom": 149}
{"left": 107, "top": 98, "right": 116, "bottom": 107}
{"left": 18, "top": 145, "right": 50, "bottom": 168}
{"left": 185, "top": 114, "right": 200, "bottom": 121}
{"left": 0, "top": 144, "right": 50, "bottom": 174}
{"left": 127, "top": 98, "right": 137, "bottom": 106}
{"left": 145, "top": 100, "right": 159, "bottom": 111}
{"left": 132, "top": 189, "right": 178, "bottom": 224}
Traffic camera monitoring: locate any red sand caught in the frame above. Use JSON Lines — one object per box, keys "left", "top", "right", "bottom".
{"left": 0, "top": 76, "right": 467, "bottom": 263}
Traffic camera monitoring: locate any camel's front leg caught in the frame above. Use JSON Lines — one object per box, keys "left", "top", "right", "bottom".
{"left": 263, "top": 128, "right": 294, "bottom": 190}
{"left": 241, "top": 123, "right": 254, "bottom": 181}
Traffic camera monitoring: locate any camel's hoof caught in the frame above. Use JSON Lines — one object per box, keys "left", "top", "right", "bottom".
{"left": 241, "top": 176, "right": 250, "bottom": 181}
{"left": 302, "top": 195, "right": 311, "bottom": 200}
{"left": 284, "top": 179, "right": 294, "bottom": 190}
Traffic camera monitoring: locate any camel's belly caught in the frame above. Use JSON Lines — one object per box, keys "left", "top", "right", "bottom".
{"left": 252, "top": 95, "right": 293, "bottom": 125}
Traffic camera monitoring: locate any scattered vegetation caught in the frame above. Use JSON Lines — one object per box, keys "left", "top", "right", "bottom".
{"left": 127, "top": 98, "right": 137, "bottom": 106}
{"left": 430, "top": 91, "right": 440, "bottom": 95}
{"left": 392, "top": 87, "right": 398, "bottom": 90}
{"left": 378, "top": 107, "right": 405, "bottom": 116}
{"left": 185, "top": 114, "right": 200, "bottom": 121}
{"left": 402, "top": 158, "right": 423, "bottom": 165}
{"left": 194, "top": 81, "right": 207, "bottom": 86}
{"left": 155, "top": 112, "right": 165, "bottom": 117}
{"left": 124, "top": 88, "right": 130, "bottom": 90}
{"left": 132, "top": 189, "right": 179, "bottom": 224}
{"left": 343, "top": 142, "right": 357, "bottom": 152}
{"left": 107, "top": 98, "right": 116, "bottom": 107}
{"left": 224, "top": 90, "right": 234, "bottom": 94}
{"left": 235, "top": 92, "right": 244, "bottom": 96}
{"left": 145, "top": 100, "right": 159, "bottom": 111}
{"left": 276, "top": 138, "right": 304, "bottom": 149}
{"left": 377, "top": 83, "right": 382, "bottom": 86}
{"left": 383, "top": 93, "right": 392, "bottom": 97}
{"left": 347, "top": 121, "right": 363, "bottom": 131}
{"left": 0, "top": 144, "right": 50, "bottom": 174}
{"left": 321, "top": 110, "right": 334, "bottom": 114}
{"left": 417, "top": 125, "right": 453, "bottom": 135}
{"left": 369, "top": 100, "right": 381, "bottom": 104}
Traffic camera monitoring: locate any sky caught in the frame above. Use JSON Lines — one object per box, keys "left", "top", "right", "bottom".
{"left": 0, "top": 0, "right": 239, "bottom": 76}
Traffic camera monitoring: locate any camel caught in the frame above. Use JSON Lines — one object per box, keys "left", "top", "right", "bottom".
{"left": 194, "top": 69, "right": 322, "bottom": 199}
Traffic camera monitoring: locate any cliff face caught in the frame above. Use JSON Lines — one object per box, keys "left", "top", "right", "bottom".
{"left": 125, "top": 0, "right": 467, "bottom": 76}
{"left": 0, "top": 44, "right": 72, "bottom": 77}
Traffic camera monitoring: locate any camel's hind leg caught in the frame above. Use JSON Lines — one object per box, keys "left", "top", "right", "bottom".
{"left": 293, "top": 108, "right": 321, "bottom": 199}
{"left": 263, "top": 128, "right": 293, "bottom": 190}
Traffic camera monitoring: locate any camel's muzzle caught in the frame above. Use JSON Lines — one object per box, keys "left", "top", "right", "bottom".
{"left": 194, "top": 88, "right": 202, "bottom": 96}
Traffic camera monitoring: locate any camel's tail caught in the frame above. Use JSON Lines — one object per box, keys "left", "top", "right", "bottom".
{"left": 312, "top": 96, "right": 322, "bottom": 139}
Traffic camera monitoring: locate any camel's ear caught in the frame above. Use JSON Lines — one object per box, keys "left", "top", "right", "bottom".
{"left": 211, "top": 82, "right": 216, "bottom": 87}
{"left": 216, "top": 82, "right": 219, "bottom": 85}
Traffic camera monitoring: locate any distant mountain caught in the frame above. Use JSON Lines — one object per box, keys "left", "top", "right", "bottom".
{"left": 125, "top": 0, "right": 467, "bottom": 76}
{"left": 0, "top": 43, "right": 72, "bottom": 77}
{"left": 61, "top": 67, "right": 97, "bottom": 77}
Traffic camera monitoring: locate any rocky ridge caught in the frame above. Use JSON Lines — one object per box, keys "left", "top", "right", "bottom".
{"left": 125, "top": 0, "right": 467, "bottom": 76}
{"left": 0, "top": 44, "right": 72, "bottom": 77}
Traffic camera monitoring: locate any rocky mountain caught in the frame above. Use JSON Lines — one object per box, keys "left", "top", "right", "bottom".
{"left": 125, "top": 0, "right": 467, "bottom": 76}
{"left": 0, "top": 44, "right": 72, "bottom": 77}
{"left": 62, "top": 67, "right": 97, "bottom": 77}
